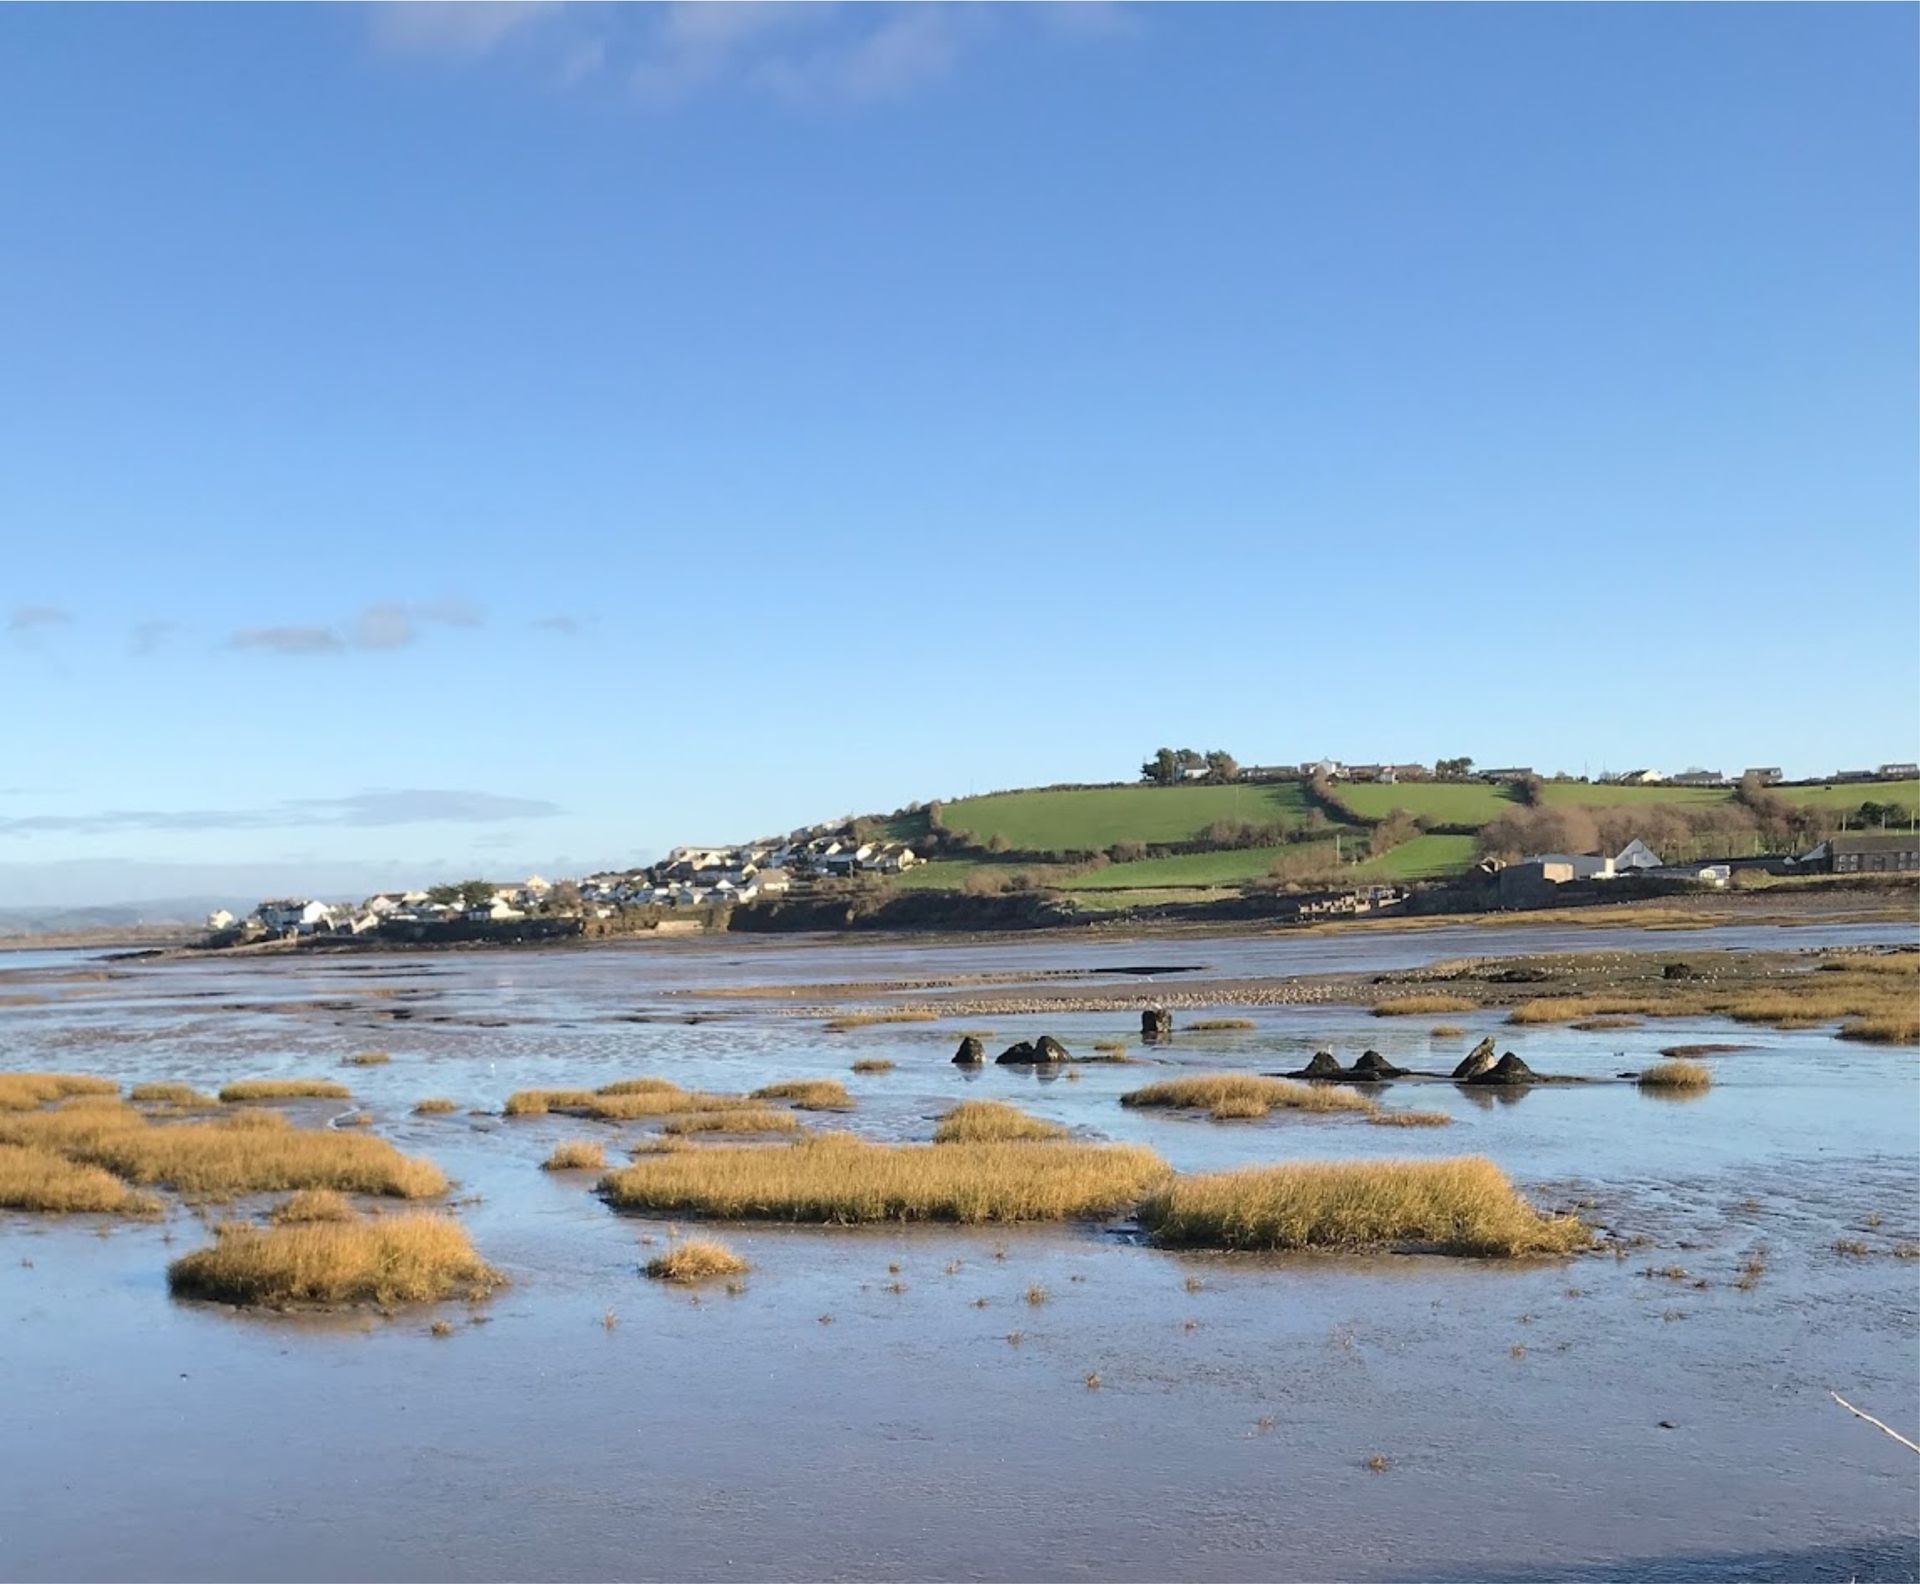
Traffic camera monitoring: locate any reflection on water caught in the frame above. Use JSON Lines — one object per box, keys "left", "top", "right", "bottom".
{"left": 0, "top": 922, "right": 1915, "bottom": 1582}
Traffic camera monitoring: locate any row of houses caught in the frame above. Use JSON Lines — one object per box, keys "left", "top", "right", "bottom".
{"left": 1489, "top": 831, "right": 1920, "bottom": 905}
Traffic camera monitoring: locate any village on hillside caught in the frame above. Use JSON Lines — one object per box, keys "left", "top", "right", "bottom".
{"left": 209, "top": 757, "right": 1920, "bottom": 945}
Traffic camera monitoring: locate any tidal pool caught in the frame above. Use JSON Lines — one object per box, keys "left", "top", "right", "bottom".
{"left": 1, "top": 925, "right": 1915, "bottom": 1581}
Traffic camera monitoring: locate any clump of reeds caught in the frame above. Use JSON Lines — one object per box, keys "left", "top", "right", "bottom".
{"left": 599, "top": 1133, "right": 1170, "bottom": 1224}
{"left": 1137, "top": 1157, "right": 1590, "bottom": 1257}
{"left": 750, "top": 1079, "right": 854, "bottom": 1111}
{"left": 412, "top": 1098, "right": 458, "bottom": 1115}
{"left": 542, "top": 1140, "right": 608, "bottom": 1171}
{"left": 342, "top": 1052, "right": 390, "bottom": 1067}
{"left": 1636, "top": 1060, "right": 1712, "bottom": 1090}
{"left": 1572, "top": 1016, "right": 1641, "bottom": 1031}
{"left": 0, "top": 1101, "right": 446, "bottom": 1198}
{"left": 129, "top": 1082, "right": 218, "bottom": 1107}
{"left": 597, "top": 1077, "right": 684, "bottom": 1097}
{"left": 1120, "top": 1074, "right": 1377, "bottom": 1120}
{"left": 167, "top": 1215, "right": 503, "bottom": 1306}
{"left": 1368, "top": 1110, "right": 1453, "bottom": 1128}
{"left": 0, "top": 1074, "right": 119, "bottom": 1112}
{"left": 0, "top": 1141, "right": 161, "bottom": 1215}
{"left": 661, "top": 1108, "right": 799, "bottom": 1136}
{"left": 1429, "top": 1025, "right": 1466, "bottom": 1038}
{"left": 823, "top": 1011, "right": 937, "bottom": 1033}
{"left": 504, "top": 1081, "right": 766, "bottom": 1121}
{"left": 219, "top": 1079, "right": 351, "bottom": 1102}
{"left": 1372, "top": 995, "right": 1476, "bottom": 1017}
{"left": 644, "top": 1237, "right": 749, "bottom": 1283}
{"left": 1838, "top": 1015, "right": 1920, "bottom": 1044}
{"left": 270, "top": 1188, "right": 356, "bottom": 1223}
{"left": 1188, "top": 1019, "right": 1256, "bottom": 1032}
{"left": 932, "top": 1101, "right": 1067, "bottom": 1144}
{"left": 850, "top": 1059, "right": 896, "bottom": 1074}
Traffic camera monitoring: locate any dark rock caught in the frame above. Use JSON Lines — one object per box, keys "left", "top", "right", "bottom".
{"left": 1488, "top": 967, "right": 1553, "bottom": 984}
{"left": 997, "top": 1039, "right": 1070, "bottom": 1065}
{"left": 1289, "top": 1050, "right": 1345, "bottom": 1079}
{"left": 1662, "top": 962, "right": 1698, "bottom": 981}
{"left": 952, "top": 1036, "right": 985, "bottom": 1065}
{"left": 1451, "top": 1036, "right": 1499, "bottom": 1081}
{"left": 1032, "top": 1035, "right": 1071, "bottom": 1063}
{"left": 1142, "top": 1008, "right": 1173, "bottom": 1042}
{"left": 1352, "top": 1050, "right": 1410, "bottom": 1079}
{"left": 1464, "top": 1052, "right": 1540, "bottom": 1086}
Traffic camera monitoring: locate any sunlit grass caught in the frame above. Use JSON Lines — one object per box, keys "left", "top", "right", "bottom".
{"left": 1636, "top": 1059, "right": 1713, "bottom": 1090}
{"left": 750, "top": 1079, "right": 854, "bottom": 1111}
{"left": 0, "top": 1141, "right": 160, "bottom": 1215}
{"left": 0, "top": 1074, "right": 119, "bottom": 1112}
{"left": 342, "top": 1051, "right": 390, "bottom": 1067}
{"left": 168, "top": 1215, "right": 502, "bottom": 1306}
{"left": 542, "top": 1140, "right": 608, "bottom": 1170}
{"left": 1367, "top": 1110, "right": 1454, "bottom": 1127}
{"left": 662, "top": 1108, "right": 800, "bottom": 1135}
{"left": 932, "top": 1100, "right": 1068, "bottom": 1143}
{"left": 1139, "top": 1158, "right": 1589, "bottom": 1257}
{"left": 1505, "top": 968, "right": 1918, "bottom": 1040}
{"left": 270, "top": 1187, "right": 356, "bottom": 1223}
{"left": 850, "top": 1059, "right": 896, "bottom": 1074}
{"left": 1372, "top": 995, "right": 1478, "bottom": 1017}
{"left": 644, "top": 1237, "right": 749, "bottom": 1283}
{"left": 1188, "top": 1019, "right": 1256, "bottom": 1032}
{"left": 412, "top": 1097, "right": 458, "bottom": 1114}
{"left": 823, "top": 1010, "right": 937, "bottom": 1032}
{"left": 129, "top": 1083, "right": 219, "bottom": 1107}
{"left": 600, "top": 1133, "right": 1170, "bottom": 1224}
{"left": 1121, "top": 1074, "right": 1377, "bottom": 1120}
{"left": 0, "top": 1101, "right": 446, "bottom": 1198}
{"left": 219, "top": 1079, "right": 351, "bottom": 1102}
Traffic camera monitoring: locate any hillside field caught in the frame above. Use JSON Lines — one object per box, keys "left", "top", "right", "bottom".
{"left": 936, "top": 782, "right": 1315, "bottom": 851}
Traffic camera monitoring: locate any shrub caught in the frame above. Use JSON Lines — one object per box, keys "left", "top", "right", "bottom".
{"left": 167, "top": 1216, "right": 503, "bottom": 1306}
{"left": 932, "top": 1101, "right": 1068, "bottom": 1143}
{"left": 542, "top": 1140, "right": 608, "bottom": 1171}
{"left": 600, "top": 1133, "right": 1169, "bottom": 1224}
{"left": 645, "top": 1238, "right": 749, "bottom": 1284}
{"left": 1138, "top": 1158, "right": 1589, "bottom": 1257}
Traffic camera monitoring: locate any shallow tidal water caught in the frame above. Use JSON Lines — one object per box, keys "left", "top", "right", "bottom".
{"left": 1, "top": 922, "right": 1916, "bottom": 1582}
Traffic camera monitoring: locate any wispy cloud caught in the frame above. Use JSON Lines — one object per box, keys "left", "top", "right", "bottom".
{"left": 128, "top": 619, "right": 177, "bottom": 658}
{"left": 365, "top": 2, "right": 1108, "bottom": 110}
{"left": 0, "top": 788, "right": 563, "bottom": 839}
{"left": 227, "top": 601, "right": 484, "bottom": 656}
{"left": 531, "top": 613, "right": 583, "bottom": 636}
{"left": 8, "top": 605, "right": 72, "bottom": 635}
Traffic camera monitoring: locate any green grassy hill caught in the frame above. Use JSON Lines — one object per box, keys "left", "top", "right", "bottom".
{"left": 936, "top": 782, "right": 1316, "bottom": 850}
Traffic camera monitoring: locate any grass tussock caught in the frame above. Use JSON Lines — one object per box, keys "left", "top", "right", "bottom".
{"left": 644, "top": 1237, "right": 749, "bottom": 1283}
{"left": 1139, "top": 1157, "right": 1589, "bottom": 1258}
{"left": 342, "top": 1051, "right": 390, "bottom": 1067}
{"left": 1636, "top": 1060, "right": 1713, "bottom": 1090}
{"left": 750, "top": 1079, "right": 854, "bottom": 1111}
{"left": 129, "top": 1083, "right": 218, "bottom": 1107}
{"left": 1838, "top": 1014, "right": 1920, "bottom": 1045}
{"left": 1121, "top": 1074, "right": 1377, "bottom": 1119}
{"left": 270, "top": 1188, "right": 356, "bottom": 1223}
{"left": 0, "top": 1073, "right": 120, "bottom": 1111}
{"left": 823, "top": 1010, "right": 937, "bottom": 1032}
{"left": 661, "top": 1108, "right": 800, "bottom": 1136}
{"left": 1372, "top": 995, "right": 1477, "bottom": 1017}
{"left": 168, "top": 1215, "right": 502, "bottom": 1307}
{"left": 599, "top": 1133, "right": 1170, "bottom": 1224}
{"left": 932, "top": 1100, "right": 1068, "bottom": 1143}
{"left": 0, "top": 1142, "right": 161, "bottom": 1215}
{"left": 505, "top": 1079, "right": 779, "bottom": 1120}
{"left": 1571, "top": 1016, "right": 1642, "bottom": 1031}
{"left": 0, "top": 1101, "right": 447, "bottom": 1199}
{"left": 412, "top": 1097, "right": 458, "bottom": 1114}
{"left": 595, "top": 1077, "right": 684, "bottom": 1097}
{"left": 1507, "top": 967, "right": 1919, "bottom": 1040}
{"left": 1429, "top": 1025, "right": 1467, "bottom": 1037}
{"left": 1188, "top": 1018, "right": 1257, "bottom": 1032}
{"left": 219, "top": 1079, "right": 351, "bottom": 1102}
{"left": 542, "top": 1140, "right": 608, "bottom": 1170}
{"left": 1368, "top": 1110, "right": 1454, "bottom": 1128}
{"left": 850, "top": 1059, "right": 897, "bottom": 1074}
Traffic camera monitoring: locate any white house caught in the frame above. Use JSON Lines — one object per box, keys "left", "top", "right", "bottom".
{"left": 467, "top": 899, "right": 526, "bottom": 923}
{"left": 205, "top": 908, "right": 236, "bottom": 931}
{"left": 255, "top": 898, "right": 335, "bottom": 935}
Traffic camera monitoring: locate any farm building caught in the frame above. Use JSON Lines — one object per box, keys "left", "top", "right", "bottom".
{"left": 1798, "top": 833, "right": 1920, "bottom": 874}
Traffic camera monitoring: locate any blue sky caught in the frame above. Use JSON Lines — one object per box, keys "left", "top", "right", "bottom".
{"left": 3, "top": 3, "right": 1915, "bottom": 906}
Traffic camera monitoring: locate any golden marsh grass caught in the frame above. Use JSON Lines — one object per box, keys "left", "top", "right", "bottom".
{"left": 1121, "top": 1074, "right": 1377, "bottom": 1119}
{"left": 1368, "top": 1110, "right": 1454, "bottom": 1127}
{"left": 1372, "top": 995, "right": 1477, "bottom": 1017}
{"left": 1139, "top": 1157, "right": 1589, "bottom": 1257}
{"left": 505, "top": 1081, "right": 765, "bottom": 1120}
{"left": 823, "top": 1010, "right": 937, "bottom": 1032}
{"left": 750, "top": 1079, "right": 854, "bottom": 1111}
{"left": 219, "top": 1079, "right": 351, "bottom": 1102}
{"left": 0, "top": 1102, "right": 447, "bottom": 1199}
{"left": 412, "top": 1097, "right": 458, "bottom": 1114}
{"left": 0, "top": 1142, "right": 161, "bottom": 1215}
{"left": 270, "top": 1187, "right": 356, "bottom": 1223}
{"left": 0, "top": 1073, "right": 119, "bottom": 1111}
{"left": 932, "top": 1101, "right": 1068, "bottom": 1143}
{"left": 850, "top": 1059, "right": 896, "bottom": 1074}
{"left": 599, "top": 1133, "right": 1170, "bottom": 1224}
{"left": 168, "top": 1215, "right": 503, "bottom": 1306}
{"left": 542, "top": 1140, "right": 608, "bottom": 1170}
{"left": 342, "top": 1051, "right": 391, "bottom": 1066}
{"left": 645, "top": 1237, "right": 749, "bottom": 1283}
{"left": 1188, "top": 1019, "right": 1256, "bottom": 1032}
{"left": 129, "top": 1083, "right": 218, "bottom": 1107}
{"left": 1636, "top": 1059, "right": 1713, "bottom": 1090}
{"left": 661, "top": 1108, "right": 800, "bottom": 1136}
{"left": 1504, "top": 964, "right": 1918, "bottom": 1041}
